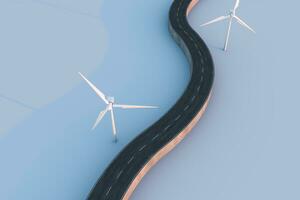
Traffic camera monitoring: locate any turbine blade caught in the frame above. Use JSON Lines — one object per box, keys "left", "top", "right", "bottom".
{"left": 113, "top": 104, "right": 159, "bottom": 109}
{"left": 200, "top": 15, "right": 229, "bottom": 27}
{"left": 110, "top": 109, "right": 117, "bottom": 136}
{"left": 79, "top": 72, "right": 109, "bottom": 104}
{"left": 92, "top": 108, "right": 109, "bottom": 130}
{"left": 234, "top": 16, "right": 256, "bottom": 33}
{"left": 234, "top": 0, "right": 240, "bottom": 10}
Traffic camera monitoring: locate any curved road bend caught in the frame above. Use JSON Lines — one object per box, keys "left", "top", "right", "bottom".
{"left": 88, "top": 0, "right": 214, "bottom": 199}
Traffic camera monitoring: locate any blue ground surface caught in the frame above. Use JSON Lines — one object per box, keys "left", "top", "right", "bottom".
{"left": 0, "top": 0, "right": 189, "bottom": 199}
{"left": 1, "top": 0, "right": 300, "bottom": 199}
{"left": 132, "top": 0, "right": 300, "bottom": 200}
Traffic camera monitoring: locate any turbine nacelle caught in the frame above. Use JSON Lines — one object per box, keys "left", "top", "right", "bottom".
{"left": 107, "top": 96, "right": 115, "bottom": 104}
{"left": 229, "top": 10, "right": 236, "bottom": 17}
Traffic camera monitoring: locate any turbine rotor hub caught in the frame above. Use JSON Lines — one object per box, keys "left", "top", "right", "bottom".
{"left": 107, "top": 96, "right": 115, "bottom": 103}
{"left": 230, "top": 10, "right": 236, "bottom": 16}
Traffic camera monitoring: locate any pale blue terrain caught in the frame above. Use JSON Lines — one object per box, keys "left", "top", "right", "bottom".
{"left": 132, "top": 0, "right": 300, "bottom": 200}
{"left": 0, "top": 0, "right": 188, "bottom": 199}
{"left": 1, "top": 0, "right": 300, "bottom": 200}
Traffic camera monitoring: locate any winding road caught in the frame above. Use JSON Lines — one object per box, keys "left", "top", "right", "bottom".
{"left": 87, "top": 0, "right": 214, "bottom": 199}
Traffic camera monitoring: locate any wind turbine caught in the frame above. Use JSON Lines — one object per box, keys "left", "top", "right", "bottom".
{"left": 200, "top": 0, "right": 255, "bottom": 51}
{"left": 79, "top": 72, "right": 158, "bottom": 143}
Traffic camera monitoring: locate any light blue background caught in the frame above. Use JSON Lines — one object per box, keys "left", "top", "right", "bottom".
{"left": 0, "top": 0, "right": 188, "bottom": 199}
{"left": 0, "top": 0, "right": 299, "bottom": 199}
{"left": 132, "top": 0, "right": 300, "bottom": 200}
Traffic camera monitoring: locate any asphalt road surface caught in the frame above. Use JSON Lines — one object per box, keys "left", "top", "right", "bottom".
{"left": 87, "top": 0, "right": 214, "bottom": 199}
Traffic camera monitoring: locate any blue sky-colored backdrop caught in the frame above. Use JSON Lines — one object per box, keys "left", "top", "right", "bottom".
{"left": 132, "top": 0, "right": 300, "bottom": 200}
{"left": 0, "top": 0, "right": 300, "bottom": 199}
{"left": 0, "top": 0, "right": 189, "bottom": 199}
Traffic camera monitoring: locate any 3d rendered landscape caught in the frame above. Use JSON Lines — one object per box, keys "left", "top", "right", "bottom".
{"left": 1, "top": 0, "right": 300, "bottom": 199}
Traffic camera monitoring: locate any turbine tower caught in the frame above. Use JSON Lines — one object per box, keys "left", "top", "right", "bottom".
{"left": 200, "top": 0, "right": 255, "bottom": 51}
{"left": 79, "top": 72, "right": 158, "bottom": 143}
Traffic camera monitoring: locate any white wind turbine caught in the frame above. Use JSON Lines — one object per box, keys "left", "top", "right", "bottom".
{"left": 200, "top": 0, "right": 255, "bottom": 51}
{"left": 79, "top": 72, "right": 158, "bottom": 142}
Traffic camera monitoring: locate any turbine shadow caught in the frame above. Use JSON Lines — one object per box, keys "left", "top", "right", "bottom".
{"left": 0, "top": 94, "right": 36, "bottom": 110}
